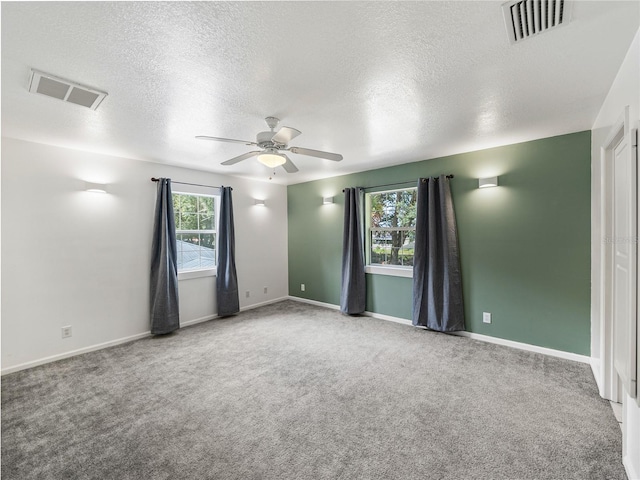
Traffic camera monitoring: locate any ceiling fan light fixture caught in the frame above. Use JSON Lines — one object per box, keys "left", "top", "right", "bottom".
{"left": 198, "top": 117, "right": 343, "bottom": 173}
{"left": 257, "top": 151, "right": 286, "bottom": 168}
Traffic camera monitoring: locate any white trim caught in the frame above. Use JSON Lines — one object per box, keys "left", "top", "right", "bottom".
{"left": 362, "top": 310, "right": 413, "bottom": 326}
{"left": 287, "top": 295, "right": 340, "bottom": 311}
{"left": 452, "top": 331, "right": 590, "bottom": 364}
{"left": 181, "top": 314, "right": 217, "bottom": 328}
{"left": 365, "top": 265, "right": 413, "bottom": 278}
{"left": 3, "top": 295, "right": 589, "bottom": 375}
{"left": 241, "top": 296, "right": 291, "bottom": 312}
{"left": 1, "top": 297, "right": 290, "bottom": 376}
{"left": 596, "top": 106, "right": 633, "bottom": 403}
{"left": 624, "top": 455, "right": 640, "bottom": 480}
{"left": 178, "top": 268, "right": 216, "bottom": 281}
{"left": 288, "top": 296, "right": 590, "bottom": 364}
{"left": 591, "top": 357, "right": 604, "bottom": 395}
{"left": 1, "top": 331, "right": 151, "bottom": 375}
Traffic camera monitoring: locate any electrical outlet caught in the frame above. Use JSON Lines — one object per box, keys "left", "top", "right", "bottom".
{"left": 483, "top": 312, "right": 492, "bottom": 324}
{"left": 301, "top": 284, "right": 306, "bottom": 292}
{"left": 245, "top": 290, "right": 250, "bottom": 298}
{"left": 263, "top": 287, "right": 268, "bottom": 294}
{"left": 61, "top": 326, "right": 72, "bottom": 338}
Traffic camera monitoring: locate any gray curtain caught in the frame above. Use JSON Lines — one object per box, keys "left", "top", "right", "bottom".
{"left": 340, "top": 187, "right": 366, "bottom": 314}
{"left": 150, "top": 178, "right": 180, "bottom": 334}
{"left": 412, "top": 175, "right": 465, "bottom": 331}
{"left": 216, "top": 186, "right": 239, "bottom": 317}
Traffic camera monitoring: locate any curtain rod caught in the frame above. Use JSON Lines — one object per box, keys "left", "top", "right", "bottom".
{"left": 342, "top": 175, "right": 454, "bottom": 192}
{"left": 150, "top": 178, "right": 222, "bottom": 189}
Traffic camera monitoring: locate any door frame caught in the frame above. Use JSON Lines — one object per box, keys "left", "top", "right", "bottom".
{"left": 598, "top": 105, "right": 638, "bottom": 403}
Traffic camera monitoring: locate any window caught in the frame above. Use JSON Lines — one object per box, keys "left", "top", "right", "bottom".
{"left": 367, "top": 188, "right": 417, "bottom": 268}
{"left": 173, "top": 192, "right": 216, "bottom": 272}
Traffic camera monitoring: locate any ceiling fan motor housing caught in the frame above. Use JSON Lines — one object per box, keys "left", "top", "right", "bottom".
{"left": 257, "top": 130, "right": 284, "bottom": 148}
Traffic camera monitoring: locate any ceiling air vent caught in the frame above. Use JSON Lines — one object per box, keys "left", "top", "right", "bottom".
{"left": 28, "top": 69, "right": 108, "bottom": 110}
{"left": 502, "top": 0, "right": 573, "bottom": 44}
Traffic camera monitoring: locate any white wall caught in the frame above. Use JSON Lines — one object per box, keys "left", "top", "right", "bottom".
{"left": 1, "top": 138, "right": 289, "bottom": 372}
{"left": 591, "top": 28, "right": 640, "bottom": 480}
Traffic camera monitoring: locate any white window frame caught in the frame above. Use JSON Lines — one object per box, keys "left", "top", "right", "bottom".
{"left": 364, "top": 187, "right": 416, "bottom": 278}
{"left": 173, "top": 190, "right": 219, "bottom": 281}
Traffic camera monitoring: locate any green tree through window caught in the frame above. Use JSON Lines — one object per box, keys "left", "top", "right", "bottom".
{"left": 368, "top": 188, "right": 417, "bottom": 266}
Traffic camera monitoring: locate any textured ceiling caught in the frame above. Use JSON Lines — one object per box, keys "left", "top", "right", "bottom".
{"left": 2, "top": 1, "right": 639, "bottom": 185}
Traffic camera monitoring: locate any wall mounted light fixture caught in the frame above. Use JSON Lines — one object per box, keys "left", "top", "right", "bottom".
{"left": 254, "top": 199, "right": 266, "bottom": 206}
{"left": 85, "top": 182, "right": 108, "bottom": 193}
{"left": 322, "top": 196, "right": 334, "bottom": 205}
{"left": 478, "top": 177, "right": 498, "bottom": 188}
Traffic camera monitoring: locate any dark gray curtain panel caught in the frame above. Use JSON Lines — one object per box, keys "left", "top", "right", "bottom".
{"left": 340, "top": 187, "right": 366, "bottom": 314}
{"left": 216, "top": 186, "right": 239, "bottom": 317}
{"left": 412, "top": 175, "right": 465, "bottom": 331}
{"left": 150, "top": 178, "right": 180, "bottom": 335}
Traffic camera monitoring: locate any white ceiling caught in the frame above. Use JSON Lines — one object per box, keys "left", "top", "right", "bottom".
{"left": 2, "top": 1, "right": 639, "bottom": 185}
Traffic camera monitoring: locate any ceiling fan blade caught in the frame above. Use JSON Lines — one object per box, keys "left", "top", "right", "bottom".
{"left": 282, "top": 155, "right": 299, "bottom": 173}
{"left": 221, "top": 151, "right": 262, "bottom": 166}
{"left": 288, "top": 146, "right": 343, "bottom": 162}
{"left": 196, "top": 135, "right": 257, "bottom": 146}
{"left": 271, "top": 126, "right": 301, "bottom": 145}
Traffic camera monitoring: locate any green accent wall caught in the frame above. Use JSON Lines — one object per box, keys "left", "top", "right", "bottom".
{"left": 288, "top": 131, "right": 591, "bottom": 355}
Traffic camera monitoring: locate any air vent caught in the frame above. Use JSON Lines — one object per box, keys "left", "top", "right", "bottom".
{"left": 502, "top": 0, "right": 573, "bottom": 44}
{"left": 28, "top": 70, "right": 107, "bottom": 110}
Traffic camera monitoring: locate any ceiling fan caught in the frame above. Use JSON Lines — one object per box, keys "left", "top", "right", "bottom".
{"left": 196, "top": 117, "right": 343, "bottom": 173}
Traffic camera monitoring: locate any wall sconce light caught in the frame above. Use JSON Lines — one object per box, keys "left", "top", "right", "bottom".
{"left": 322, "top": 196, "right": 334, "bottom": 205}
{"left": 254, "top": 199, "right": 266, "bottom": 206}
{"left": 478, "top": 177, "right": 498, "bottom": 189}
{"left": 85, "top": 182, "right": 108, "bottom": 193}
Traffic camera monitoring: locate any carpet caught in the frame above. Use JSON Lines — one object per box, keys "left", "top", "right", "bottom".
{"left": 1, "top": 300, "right": 626, "bottom": 479}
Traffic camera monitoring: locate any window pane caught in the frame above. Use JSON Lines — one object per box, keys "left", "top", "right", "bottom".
{"left": 183, "top": 233, "right": 200, "bottom": 246}
{"left": 181, "top": 213, "right": 198, "bottom": 230}
{"left": 173, "top": 194, "right": 182, "bottom": 214}
{"left": 200, "top": 233, "right": 215, "bottom": 249}
{"left": 370, "top": 189, "right": 417, "bottom": 229}
{"left": 198, "top": 196, "right": 214, "bottom": 214}
{"left": 368, "top": 188, "right": 417, "bottom": 267}
{"left": 173, "top": 193, "right": 217, "bottom": 272}
{"left": 370, "top": 229, "right": 415, "bottom": 266}
{"left": 371, "top": 230, "right": 389, "bottom": 265}
{"left": 200, "top": 235, "right": 216, "bottom": 269}
{"left": 180, "top": 195, "right": 198, "bottom": 213}
{"left": 199, "top": 214, "right": 214, "bottom": 230}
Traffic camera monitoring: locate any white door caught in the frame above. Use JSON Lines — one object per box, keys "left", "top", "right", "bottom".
{"left": 612, "top": 117, "right": 638, "bottom": 399}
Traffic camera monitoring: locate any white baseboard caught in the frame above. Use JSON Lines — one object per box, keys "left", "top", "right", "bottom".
{"left": 624, "top": 455, "right": 640, "bottom": 480}
{"left": 287, "top": 295, "right": 340, "bottom": 311}
{"left": 181, "top": 314, "right": 216, "bottom": 328}
{"left": 2, "top": 296, "right": 589, "bottom": 375}
{"left": 1, "top": 331, "right": 151, "bottom": 375}
{"left": 452, "top": 330, "right": 590, "bottom": 364}
{"left": 1, "top": 296, "right": 290, "bottom": 376}
{"left": 241, "top": 296, "right": 290, "bottom": 312}
{"left": 590, "top": 357, "right": 604, "bottom": 395}
{"left": 288, "top": 296, "right": 590, "bottom": 364}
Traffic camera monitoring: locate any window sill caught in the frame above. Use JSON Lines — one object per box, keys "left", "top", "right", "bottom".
{"left": 178, "top": 268, "right": 216, "bottom": 281}
{"left": 365, "top": 265, "right": 413, "bottom": 278}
